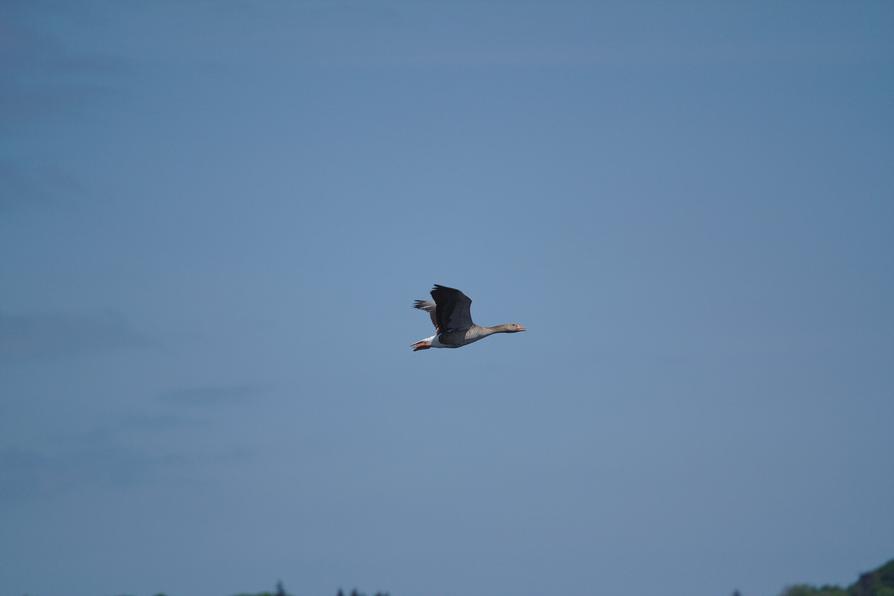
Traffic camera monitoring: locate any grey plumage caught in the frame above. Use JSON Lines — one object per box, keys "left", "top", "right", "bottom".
{"left": 411, "top": 284, "right": 526, "bottom": 351}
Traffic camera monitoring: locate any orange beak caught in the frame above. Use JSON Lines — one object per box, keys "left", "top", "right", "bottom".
{"left": 517, "top": 324, "right": 526, "bottom": 332}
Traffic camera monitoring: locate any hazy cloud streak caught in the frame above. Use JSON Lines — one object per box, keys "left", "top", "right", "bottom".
{"left": 0, "top": 310, "right": 155, "bottom": 363}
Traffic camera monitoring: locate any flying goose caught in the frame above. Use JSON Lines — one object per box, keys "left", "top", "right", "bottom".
{"left": 411, "top": 284, "right": 525, "bottom": 351}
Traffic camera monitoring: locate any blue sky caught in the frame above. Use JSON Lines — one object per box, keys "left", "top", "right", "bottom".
{"left": 2, "top": 2, "right": 893, "bottom": 596}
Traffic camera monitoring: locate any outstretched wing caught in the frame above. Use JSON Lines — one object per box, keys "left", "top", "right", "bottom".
{"left": 413, "top": 299, "right": 439, "bottom": 331}
{"left": 430, "top": 284, "right": 474, "bottom": 332}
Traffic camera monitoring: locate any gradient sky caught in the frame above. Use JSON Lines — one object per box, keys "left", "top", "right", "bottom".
{"left": 2, "top": 2, "right": 893, "bottom": 596}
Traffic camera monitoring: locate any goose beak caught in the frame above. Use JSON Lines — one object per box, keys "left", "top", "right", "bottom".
{"left": 517, "top": 324, "right": 526, "bottom": 332}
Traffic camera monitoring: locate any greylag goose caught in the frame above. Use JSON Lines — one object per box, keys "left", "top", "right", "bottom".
{"left": 411, "top": 284, "right": 525, "bottom": 351}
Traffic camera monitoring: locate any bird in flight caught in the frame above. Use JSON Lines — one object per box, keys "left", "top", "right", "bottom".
{"left": 411, "top": 284, "right": 525, "bottom": 351}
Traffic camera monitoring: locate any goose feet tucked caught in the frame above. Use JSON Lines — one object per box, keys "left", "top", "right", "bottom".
{"left": 411, "top": 340, "right": 432, "bottom": 351}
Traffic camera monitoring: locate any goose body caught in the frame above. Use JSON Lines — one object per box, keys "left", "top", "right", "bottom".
{"left": 411, "top": 284, "right": 525, "bottom": 351}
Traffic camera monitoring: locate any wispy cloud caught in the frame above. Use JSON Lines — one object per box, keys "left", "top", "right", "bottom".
{"left": 0, "top": 3, "right": 129, "bottom": 215}
{"left": 0, "top": 3, "right": 129, "bottom": 124}
{"left": 157, "top": 384, "right": 267, "bottom": 408}
{"left": 0, "top": 161, "right": 83, "bottom": 212}
{"left": 0, "top": 383, "right": 270, "bottom": 500}
{"left": 117, "top": 412, "right": 199, "bottom": 433}
{"left": 0, "top": 310, "right": 155, "bottom": 363}
{"left": 0, "top": 439, "right": 184, "bottom": 502}
{"left": 0, "top": 415, "right": 256, "bottom": 502}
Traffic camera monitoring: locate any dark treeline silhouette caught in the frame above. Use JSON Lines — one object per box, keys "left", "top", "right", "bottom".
{"left": 64, "top": 559, "right": 894, "bottom": 596}
{"left": 778, "top": 558, "right": 894, "bottom": 596}
{"left": 233, "top": 583, "right": 389, "bottom": 596}
{"left": 720, "top": 559, "right": 894, "bottom": 596}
